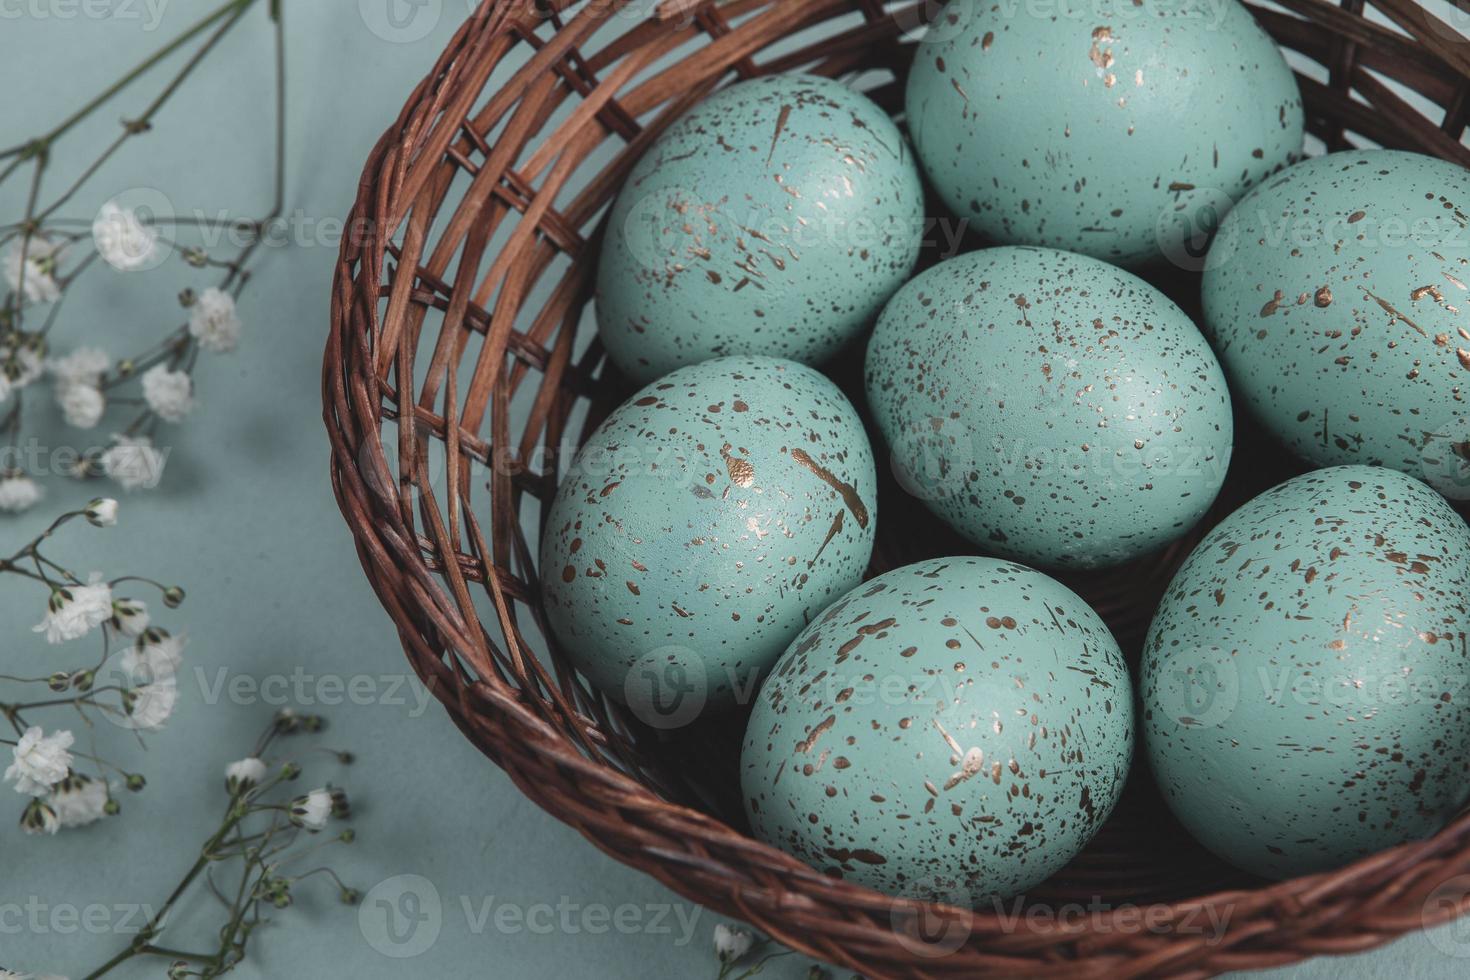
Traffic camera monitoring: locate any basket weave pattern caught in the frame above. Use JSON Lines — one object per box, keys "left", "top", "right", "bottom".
{"left": 324, "top": 1, "right": 1470, "bottom": 975}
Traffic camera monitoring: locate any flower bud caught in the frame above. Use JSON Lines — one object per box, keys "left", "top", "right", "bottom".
{"left": 162, "top": 586, "right": 185, "bottom": 608}
{"left": 21, "top": 798, "right": 59, "bottom": 835}
{"left": 84, "top": 498, "right": 119, "bottom": 527}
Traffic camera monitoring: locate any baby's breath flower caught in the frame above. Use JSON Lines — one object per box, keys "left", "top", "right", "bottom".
{"left": 109, "top": 597, "right": 149, "bottom": 637}
{"left": 1, "top": 343, "right": 45, "bottom": 401}
{"left": 20, "top": 797, "right": 60, "bottom": 836}
{"left": 226, "top": 758, "right": 268, "bottom": 795}
{"left": 3, "top": 235, "right": 63, "bottom": 304}
{"left": 329, "top": 786, "right": 351, "bottom": 819}
{"left": 0, "top": 473, "right": 43, "bottom": 514}
{"left": 713, "top": 924, "right": 754, "bottom": 963}
{"left": 100, "top": 434, "right": 166, "bottom": 491}
{"left": 141, "top": 364, "right": 194, "bottom": 422}
{"left": 84, "top": 497, "right": 118, "bottom": 526}
{"left": 92, "top": 202, "right": 160, "bottom": 272}
{"left": 5, "top": 728, "right": 75, "bottom": 796}
{"left": 47, "top": 346, "right": 110, "bottom": 388}
{"left": 48, "top": 772, "right": 110, "bottom": 828}
{"left": 289, "top": 788, "right": 332, "bottom": 830}
{"left": 188, "top": 286, "right": 241, "bottom": 353}
{"left": 56, "top": 382, "right": 105, "bottom": 429}
{"left": 119, "top": 628, "right": 184, "bottom": 682}
{"left": 124, "top": 678, "right": 178, "bottom": 731}
{"left": 33, "top": 574, "right": 112, "bottom": 644}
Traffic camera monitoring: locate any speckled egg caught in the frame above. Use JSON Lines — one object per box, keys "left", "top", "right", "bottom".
{"left": 865, "top": 246, "right": 1233, "bottom": 569}
{"left": 1203, "top": 150, "right": 1470, "bottom": 489}
{"left": 906, "top": 0, "right": 1304, "bottom": 266}
{"left": 1142, "top": 466, "right": 1470, "bottom": 879}
{"left": 595, "top": 73, "right": 925, "bottom": 385}
{"left": 539, "top": 355, "right": 877, "bottom": 719}
{"left": 741, "top": 557, "right": 1133, "bottom": 902}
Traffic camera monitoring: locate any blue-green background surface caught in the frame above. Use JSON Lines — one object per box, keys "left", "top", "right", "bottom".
{"left": 2, "top": 2, "right": 1468, "bottom": 977}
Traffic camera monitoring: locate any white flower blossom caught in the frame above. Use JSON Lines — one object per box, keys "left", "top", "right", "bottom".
{"left": 85, "top": 497, "right": 119, "bottom": 526}
{"left": 119, "top": 629, "right": 185, "bottom": 682}
{"left": 713, "top": 924, "right": 754, "bottom": 963}
{"left": 226, "top": 758, "right": 268, "bottom": 795}
{"left": 141, "top": 365, "right": 194, "bottom": 423}
{"left": 290, "top": 789, "right": 333, "bottom": 830}
{"left": 49, "top": 772, "right": 110, "bottom": 828}
{"left": 57, "top": 383, "right": 104, "bottom": 429}
{"left": 0, "top": 474, "right": 43, "bottom": 514}
{"left": 125, "top": 678, "right": 177, "bottom": 730}
{"left": 47, "top": 346, "right": 111, "bottom": 388}
{"left": 2, "top": 345, "right": 45, "bottom": 402}
{"left": 110, "top": 598, "right": 149, "bottom": 638}
{"left": 20, "top": 797, "right": 60, "bottom": 836}
{"left": 92, "top": 202, "right": 159, "bottom": 272}
{"left": 4, "top": 728, "right": 75, "bottom": 795}
{"left": 3, "top": 235, "right": 63, "bottom": 304}
{"left": 33, "top": 573, "right": 113, "bottom": 644}
{"left": 188, "top": 287, "right": 241, "bottom": 353}
{"left": 101, "top": 434, "right": 166, "bottom": 491}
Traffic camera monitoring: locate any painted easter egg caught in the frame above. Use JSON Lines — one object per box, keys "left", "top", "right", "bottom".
{"left": 741, "top": 556, "right": 1133, "bottom": 902}
{"left": 539, "top": 355, "right": 877, "bottom": 723}
{"left": 596, "top": 73, "right": 925, "bottom": 385}
{"left": 1203, "top": 149, "right": 1470, "bottom": 500}
{"left": 1142, "top": 465, "right": 1470, "bottom": 878}
{"left": 865, "top": 246, "right": 1233, "bottom": 569}
{"left": 905, "top": 0, "right": 1304, "bottom": 266}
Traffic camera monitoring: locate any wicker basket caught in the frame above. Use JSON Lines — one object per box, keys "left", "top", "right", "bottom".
{"left": 324, "top": 1, "right": 1470, "bottom": 975}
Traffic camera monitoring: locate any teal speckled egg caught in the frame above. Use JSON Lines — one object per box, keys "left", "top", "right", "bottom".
{"left": 596, "top": 74, "right": 924, "bottom": 385}
{"left": 865, "top": 246, "right": 1233, "bottom": 569}
{"left": 1142, "top": 466, "right": 1470, "bottom": 879}
{"left": 1203, "top": 150, "right": 1470, "bottom": 495}
{"left": 741, "top": 557, "right": 1133, "bottom": 902}
{"left": 906, "top": 0, "right": 1304, "bottom": 266}
{"left": 539, "top": 356, "right": 877, "bottom": 721}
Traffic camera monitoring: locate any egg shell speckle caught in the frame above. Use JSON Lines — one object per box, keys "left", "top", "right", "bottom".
{"left": 906, "top": 0, "right": 1304, "bottom": 266}
{"left": 539, "top": 355, "right": 877, "bottom": 715}
{"left": 1203, "top": 149, "right": 1470, "bottom": 490}
{"left": 741, "top": 557, "right": 1134, "bottom": 902}
{"left": 1142, "top": 465, "right": 1470, "bottom": 879}
{"left": 596, "top": 74, "right": 925, "bottom": 385}
{"left": 865, "top": 246, "right": 1234, "bottom": 569}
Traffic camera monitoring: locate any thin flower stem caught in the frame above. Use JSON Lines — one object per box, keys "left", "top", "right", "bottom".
{"left": 4, "top": 687, "right": 127, "bottom": 712}
{"left": 36, "top": 0, "right": 257, "bottom": 223}
{"left": 0, "top": 0, "right": 256, "bottom": 162}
